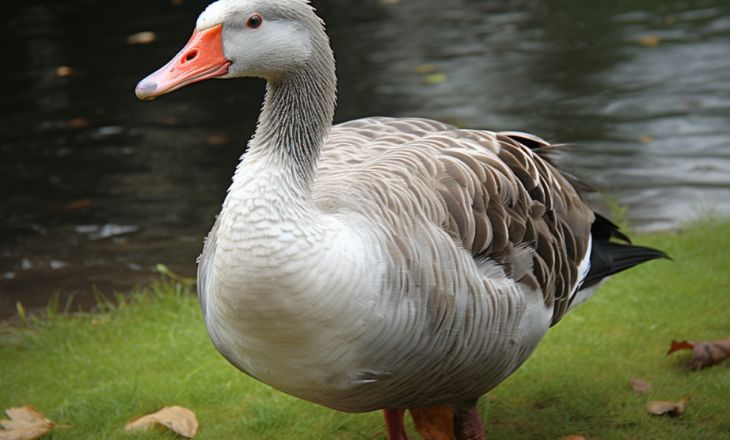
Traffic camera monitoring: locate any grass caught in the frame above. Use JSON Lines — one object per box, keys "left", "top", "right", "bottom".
{"left": 1, "top": 220, "right": 730, "bottom": 439}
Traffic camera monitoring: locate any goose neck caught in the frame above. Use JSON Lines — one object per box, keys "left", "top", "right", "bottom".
{"left": 242, "top": 47, "right": 337, "bottom": 193}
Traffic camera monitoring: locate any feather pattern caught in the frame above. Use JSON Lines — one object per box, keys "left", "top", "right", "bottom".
{"left": 157, "top": 0, "right": 670, "bottom": 424}
{"left": 316, "top": 117, "right": 594, "bottom": 325}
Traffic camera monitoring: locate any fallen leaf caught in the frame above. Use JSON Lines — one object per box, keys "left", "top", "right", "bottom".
{"left": 67, "top": 117, "right": 90, "bottom": 129}
{"left": 668, "top": 337, "right": 730, "bottom": 369}
{"left": 155, "top": 264, "right": 196, "bottom": 285}
{"left": 206, "top": 133, "right": 230, "bottom": 146}
{"left": 638, "top": 35, "right": 661, "bottom": 47}
{"left": 629, "top": 377, "right": 652, "bottom": 394}
{"left": 65, "top": 199, "right": 93, "bottom": 210}
{"left": 692, "top": 164, "right": 718, "bottom": 172}
{"left": 561, "top": 436, "right": 587, "bottom": 440}
{"left": 414, "top": 64, "right": 437, "bottom": 74}
{"left": 125, "top": 406, "right": 198, "bottom": 438}
{"left": 0, "top": 405, "right": 55, "bottom": 440}
{"left": 638, "top": 134, "right": 653, "bottom": 144}
{"left": 667, "top": 340, "right": 694, "bottom": 354}
{"left": 663, "top": 15, "right": 677, "bottom": 26}
{"left": 424, "top": 73, "right": 447, "bottom": 85}
{"left": 647, "top": 396, "right": 690, "bottom": 417}
{"left": 55, "top": 66, "right": 75, "bottom": 78}
{"left": 127, "top": 31, "right": 157, "bottom": 45}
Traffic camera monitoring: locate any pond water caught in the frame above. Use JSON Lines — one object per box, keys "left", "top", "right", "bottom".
{"left": 1, "top": 0, "right": 729, "bottom": 318}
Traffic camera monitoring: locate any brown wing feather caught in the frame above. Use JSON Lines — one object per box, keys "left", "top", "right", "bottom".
{"left": 315, "top": 117, "right": 593, "bottom": 325}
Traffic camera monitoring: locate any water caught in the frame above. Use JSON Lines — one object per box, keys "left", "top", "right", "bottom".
{"left": 1, "top": 0, "right": 729, "bottom": 318}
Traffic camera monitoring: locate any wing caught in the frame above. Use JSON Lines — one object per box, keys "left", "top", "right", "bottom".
{"left": 314, "top": 117, "right": 593, "bottom": 325}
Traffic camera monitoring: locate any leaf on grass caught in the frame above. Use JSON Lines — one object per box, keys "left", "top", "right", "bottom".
{"left": 0, "top": 405, "right": 55, "bottom": 440}
{"left": 125, "top": 406, "right": 198, "bottom": 438}
{"left": 155, "top": 264, "right": 196, "bottom": 285}
{"left": 668, "top": 337, "right": 730, "bottom": 369}
{"left": 560, "top": 436, "right": 587, "bottom": 440}
{"left": 630, "top": 377, "right": 652, "bottom": 394}
{"left": 647, "top": 396, "right": 690, "bottom": 417}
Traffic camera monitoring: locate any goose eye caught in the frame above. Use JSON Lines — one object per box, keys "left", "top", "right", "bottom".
{"left": 246, "top": 14, "right": 263, "bottom": 29}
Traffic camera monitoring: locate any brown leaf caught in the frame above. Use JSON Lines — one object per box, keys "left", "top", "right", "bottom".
{"left": 64, "top": 199, "right": 93, "bottom": 210}
{"left": 125, "top": 406, "right": 198, "bottom": 438}
{"left": 668, "top": 337, "right": 730, "bottom": 369}
{"left": 55, "top": 66, "right": 76, "bottom": 78}
{"left": 0, "top": 405, "right": 55, "bottom": 440}
{"left": 67, "top": 117, "right": 90, "bottom": 129}
{"left": 414, "top": 64, "right": 437, "bottom": 74}
{"left": 647, "top": 396, "right": 690, "bottom": 417}
{"left": 561, "top": 436, "right": 587, "bottom": 440}
{"left": 638, "top": 35, "right": 661, "bottom": 47}
{"left": 206, "top": 133, "right": 230, "bottom": 146}
{"left": 629, "top": 377, "right": 652, "bottom": 394}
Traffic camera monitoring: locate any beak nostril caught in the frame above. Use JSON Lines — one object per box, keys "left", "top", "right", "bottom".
{"left": 183, "top": 49, "right": 199, "bottom": 63}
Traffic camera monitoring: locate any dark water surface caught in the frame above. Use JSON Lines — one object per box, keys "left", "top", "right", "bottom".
{"left": 1, "top": 0, "right": 729, "bottom": 317}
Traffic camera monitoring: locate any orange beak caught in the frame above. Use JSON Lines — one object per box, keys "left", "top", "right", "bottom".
{"left": 135, "top": 24, "right": 231, "bottom": 101}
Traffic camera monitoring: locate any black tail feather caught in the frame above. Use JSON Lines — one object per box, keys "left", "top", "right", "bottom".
{"left": 581, "top": 240, "right": 670, "bottom": 289}
{"left": 580, "top": 212, "right": 670, "bottom": 290}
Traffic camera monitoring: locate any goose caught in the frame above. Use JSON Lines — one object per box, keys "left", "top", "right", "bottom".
{"left": 135, "top": 0, "right": 667, "bottom": 438}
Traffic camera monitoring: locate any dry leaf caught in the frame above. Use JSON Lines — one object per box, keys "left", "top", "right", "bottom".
{"left": 127, "top": 31, "right": 157, "bottom": 45}
{"left": 647, "top": 396, "right": 690, "bottom": 417}
{"left": 629, "top": 377, "right": 652, "bottom": 394}
{"left": 125, "top": 406, "right": 198, "bottom": 438}
{"left": 410, "top": 405, "right": 454, "bottom": 440}
{"left": 638, "top": 35, "right": 661, "bottom": 47}
{"left": 55, "top": 66, "right": 75, "bottom": 78}
{"left": 65, "top": 199, "right": 93, "bottom": 210}
{"left": 638, "top": 134, "right": 653, "bottom": 144}
{"left": 668, "top": 337, "right": 730, "bottom": 369}
{"left": 67, "top": 117, "right": 90, "bottom": 129}
{"left": 0, "top": 405, "right": 55, "bottom": 440}
{"left": 561, "top": 436, "right": 587, "bottom": 440}
{"left": 414, "top": 64, "right": 437, "bottom": 74}
{"left": 206, "top": 133, "right": 230, "bottom": 146}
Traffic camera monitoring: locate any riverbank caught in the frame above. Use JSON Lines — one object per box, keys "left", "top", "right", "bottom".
{"left": 2, "top": 220, "right": 729, "bottom": 439}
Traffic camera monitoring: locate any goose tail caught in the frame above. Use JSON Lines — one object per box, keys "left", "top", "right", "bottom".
{"left": 567, "top": 213, "right": 670, "bottom": 311}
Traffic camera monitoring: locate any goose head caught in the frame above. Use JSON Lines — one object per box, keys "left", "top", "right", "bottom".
{"left": 135, "top": 0, "right": 323, "bottom": 100}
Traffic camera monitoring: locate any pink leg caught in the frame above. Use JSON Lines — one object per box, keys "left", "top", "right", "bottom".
{"left": 383, "top": 408, "right": 409, "bottom": 440}
{"left": 453, "top": 406, "right": 483, "bottom": 440}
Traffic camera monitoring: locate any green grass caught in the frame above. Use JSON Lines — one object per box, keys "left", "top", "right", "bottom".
{"left": 1, "top": 220, "right": 730, "bottom": 439}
